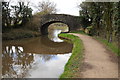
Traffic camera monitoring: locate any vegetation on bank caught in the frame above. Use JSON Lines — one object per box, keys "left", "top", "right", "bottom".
{"left": 70, "top": 30, "right": 87, "bottom": 35}
{"left": 2, "top": 1, "right": 57, "bottom": 40}
{"left": 79, "top": 2, "right": 120, "bottom": 57}
{"left": 71, "top": 30, "right": 119, "bottom": 56}
{"left": 59, "top": 33, "right": 84, "bottom": 78}
{"left": 94, "top": 37, "right": 120, "bottom": 56}
{"left": 79, "top": 2, "right": 120, "bottom": 43}
{"left": 2, "top": 28, "right": 40, "bottom": 40}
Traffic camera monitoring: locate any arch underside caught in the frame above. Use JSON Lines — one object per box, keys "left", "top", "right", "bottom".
{"left": 41, "top": 21, "right": 70, "bottom": 35}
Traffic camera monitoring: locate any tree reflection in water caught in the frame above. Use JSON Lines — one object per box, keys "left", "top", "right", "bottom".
{"left": 2, "top": 46, "right": 55, "bottom": 78}
{"left": 2, "top": 28, "right": 72, "bottom": 78}
{"left": 39, "top": 54, "right": 56, "bottom": 62}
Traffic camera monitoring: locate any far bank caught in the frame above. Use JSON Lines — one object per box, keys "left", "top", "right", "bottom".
{"left": 2, "top": 28, "right": 40, "bottom": 40}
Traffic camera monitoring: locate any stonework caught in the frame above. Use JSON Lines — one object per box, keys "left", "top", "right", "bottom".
{"left": 39, "top": 14, "right": 81, "bottom": 35}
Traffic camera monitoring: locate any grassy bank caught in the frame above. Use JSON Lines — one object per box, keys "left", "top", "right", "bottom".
{"left": 2, "top": 28, "right": 40, "bottom": 40}
{"left": 70, "top": 30, "right": 119, "bottom": 56}
{"left": 59, "top": 33, "right": 84, "bottom": 78}
{"left": 95, "top": 37, "right": 119, "bottom": 56}
{"left": 70, "top": 30, "right": 87, "bottom": 35}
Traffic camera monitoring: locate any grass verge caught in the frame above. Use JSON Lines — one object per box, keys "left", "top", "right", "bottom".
{"left": 2, "top": 28, "right": 40, "bottom": 40}
{"left": 71, "top": 30, "right": 119, "bottom": 56}
{"left": 59, "top": 33, "right": 84, "bottom": 78}
{"left": 95, "top": 37, "right": 119, "bottom": 56}
{"left": 70, "top": 30, "right": 87, "bottom": 35}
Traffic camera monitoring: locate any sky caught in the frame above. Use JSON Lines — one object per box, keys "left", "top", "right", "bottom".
{"left": 4, "top": 0, "right": 120, "bottom": 16}
{"left": 7, "top": 0, "right": 84, "bottom": 16}
{"left": 30, "top": 0, "right": 84, "bottom": 16}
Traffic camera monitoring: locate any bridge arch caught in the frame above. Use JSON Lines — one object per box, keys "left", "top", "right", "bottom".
{"left": 40, "top": 21, "right": 70, "bottom": 35}
{"left": 40, "top": 14, "right": 81, "bottom": 35}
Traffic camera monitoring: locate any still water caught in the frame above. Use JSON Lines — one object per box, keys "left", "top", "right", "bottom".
{"left": 2, "top": 28, "right": 73, "bottom": 78}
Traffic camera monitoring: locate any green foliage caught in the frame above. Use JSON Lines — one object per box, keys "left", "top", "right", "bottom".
{"left": 70, "top": 30, "right": 87, "bottom": 35}
{"left": 59, "top": 33, "right": 84, "bottom": 78}
{"left": 2, "top": 2, "right": 11, "bottom": 29}
{"left": 79, "top": 2, "right": 92, "bottom": 29}
{"left": 79, "top": 1, "right": 119, "bottom": 45}
{"left": 79, "top": 16, "right": 91, "bottom": 29}
{"left": 2, "top": 2, "right": 33, "bottom": 32}
{"left": 79, "top": 2, "right": 103, "bottom": 36}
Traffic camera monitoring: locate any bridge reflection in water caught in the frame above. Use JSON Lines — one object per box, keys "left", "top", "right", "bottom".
{"left": 2, "top": 29, "right": 73, "bottom": 78}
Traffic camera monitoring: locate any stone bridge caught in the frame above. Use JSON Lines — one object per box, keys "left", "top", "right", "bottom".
{"left": 39, "top": 14, "right": 81, "bottom": 35}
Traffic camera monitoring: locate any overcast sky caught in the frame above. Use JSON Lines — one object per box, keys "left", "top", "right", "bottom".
{"left": 8, "top": 0, "right": 84, "bottom": 16}
{"left": 4, "top": 0, "right": 120, "bottom": 16}
{"left": 30, "top": 0, "right": 84, "bottom": 16}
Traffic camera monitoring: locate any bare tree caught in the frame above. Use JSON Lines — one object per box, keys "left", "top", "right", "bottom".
{"left": 35, "top": 0, "right": 57, "bottom": 14}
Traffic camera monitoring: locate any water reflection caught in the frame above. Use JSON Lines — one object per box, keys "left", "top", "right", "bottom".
{"left": 2, "top": 29, "right": 73, "bottom": 78}
{"left": 3, "top": 36, "right": 72, "bottom": 54}
{"left": 2, "top": 45, "right": 72, "bottom": 78}
{"left": 2, "top": 46, "right": 34, "bottom": 78}
{"left": 48, "top": 29, "right": 63, "bottom": 42}
{"left": 26, "top": 53, "right": 71, "bottom": 78}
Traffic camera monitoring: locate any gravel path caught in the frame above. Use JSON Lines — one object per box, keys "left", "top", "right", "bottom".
{"left": 70, "top": 33, "right": 118, "bottom": 78}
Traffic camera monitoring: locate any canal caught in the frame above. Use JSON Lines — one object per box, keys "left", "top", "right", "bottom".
{"left": 2, "top": 26, "right": 73, "bottom": 78}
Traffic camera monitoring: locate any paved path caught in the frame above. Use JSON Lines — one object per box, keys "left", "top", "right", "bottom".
{"left": 70, "top": 33, "right": 118, "bottom": 78}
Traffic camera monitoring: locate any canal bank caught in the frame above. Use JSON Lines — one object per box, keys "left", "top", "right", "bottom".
{"left": 2, "top": 28, "right": 40, "bottom": 40}
{"left": 59, "top": 33, "right": 84, "bottom": 78}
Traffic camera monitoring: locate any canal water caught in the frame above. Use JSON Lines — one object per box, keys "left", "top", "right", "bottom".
{"left": 2, "top": 28, "right": 73, "bottom": 78}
